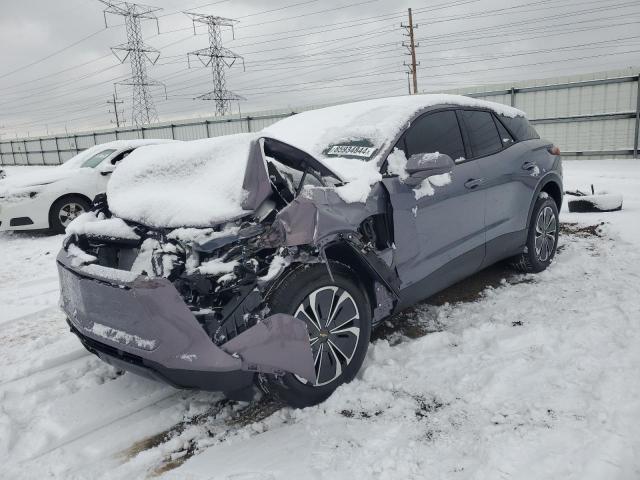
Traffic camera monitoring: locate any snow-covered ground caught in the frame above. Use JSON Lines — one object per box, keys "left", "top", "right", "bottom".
{"left": 0, "top": 160, "right": 639, "bottom": 479}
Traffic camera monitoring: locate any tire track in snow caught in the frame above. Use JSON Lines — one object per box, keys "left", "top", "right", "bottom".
{"left": 24, "top": 387, "right": 181, "bottom": 462}
{"left": 11, "top": 275, "right": 59, "bottom": 290}
{"left": 0, "top": 349, "right": 92, "bottom": 391}
{"left": 0, "top": 305, "right": 59, "bottom": 327}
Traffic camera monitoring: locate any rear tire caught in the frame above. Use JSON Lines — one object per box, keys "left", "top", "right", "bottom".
{"left": 512, "top": 195, "right": 559, "bottom": 273}
{"left": 260, "top": 262, "right": 372, "bottom": 408}
{"left": 49, "top": 196, "right": 90, "bottom": 234}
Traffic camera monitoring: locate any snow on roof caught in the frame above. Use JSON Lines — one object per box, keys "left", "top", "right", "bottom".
{"left": 262, "top": 94, "right": 525, "bottom": 171}
{"left": 107, "top": 133, "right": 258, "bottom": 228}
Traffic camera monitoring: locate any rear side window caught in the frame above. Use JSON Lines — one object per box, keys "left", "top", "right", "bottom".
{"left": 461, "top": 110, "right": 502, "bottom": 158}
{"left": 404, "top": 110, "right": 466, "bottom": 162}
{"left": 499, "top": 115, "right": 539, "bottom": 141}
{"left": 494, "top": 115, "right": 515, "bottom": 147}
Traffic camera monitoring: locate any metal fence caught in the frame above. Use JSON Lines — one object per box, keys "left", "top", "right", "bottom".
{"left": 2, "top": 67, "right": 639, "bottom": 165}
{"left": 0, "top": 111, "right": 294, "bottom": 166}
{"left": 448, "top": 67, "right": 640, "bottom": 160}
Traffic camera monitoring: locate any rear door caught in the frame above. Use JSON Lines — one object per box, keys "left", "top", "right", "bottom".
{"left": 459, "top": 110, "right": 536, "bottom": 261}
{"left": 382, "top": 109, "right": 486, "bottom": 291}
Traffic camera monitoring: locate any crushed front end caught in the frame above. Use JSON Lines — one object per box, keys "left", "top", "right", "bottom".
{"left": 58, "top": 213, "right": 316, "bottom": 399}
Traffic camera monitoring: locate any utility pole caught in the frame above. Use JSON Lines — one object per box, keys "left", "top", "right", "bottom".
{"left": 401, "top": 8, "right": 420, "bottom": 95}
{"left": 107, "top": 92, "right": 125, "bottom": 127}
{"left": 100, "top": 1, "right": 165, "bottom": 126}
{"left": 185, "top": 12, "right": 245, "bottom": 116}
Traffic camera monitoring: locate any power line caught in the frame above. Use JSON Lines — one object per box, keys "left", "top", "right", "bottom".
{"left": 0, "top": 28, "right": 107, "bottom": 81}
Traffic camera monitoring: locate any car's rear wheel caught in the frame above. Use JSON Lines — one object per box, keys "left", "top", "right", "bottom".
{"left": 512, "top": 195, "right": 559, "bottom": 273}
{"left": 260, "top": 262, "right": 372, "bottom": 408}
{"left": 49, "top": 196, "right": 90, "bottom": 234}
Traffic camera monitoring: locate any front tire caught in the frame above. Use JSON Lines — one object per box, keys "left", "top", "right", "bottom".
{"left": 261, "top": 262, "right": 372, "bottom": 408}
{"left": 512, "top": 195, "right": 559, "bottom": 273}
{"left": 49, "top": 196, "right": 90, "bottom": 234}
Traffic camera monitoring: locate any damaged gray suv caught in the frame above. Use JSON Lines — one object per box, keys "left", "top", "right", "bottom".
{"left": 57, "top": 95, "right": 563, "bottom": 407}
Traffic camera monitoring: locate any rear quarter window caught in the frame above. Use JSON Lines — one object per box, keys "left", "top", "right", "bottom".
{"left": 499, "top": 115, "right": 539, "bottom": 141}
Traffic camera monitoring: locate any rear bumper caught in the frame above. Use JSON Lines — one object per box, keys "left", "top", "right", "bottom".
{"left": 57, "top": 249, "right": 315, "bottom": 392}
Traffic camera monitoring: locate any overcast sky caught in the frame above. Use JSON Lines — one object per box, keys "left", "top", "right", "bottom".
{"left": 0, "top": 0, "right": 639, "bottom": 138}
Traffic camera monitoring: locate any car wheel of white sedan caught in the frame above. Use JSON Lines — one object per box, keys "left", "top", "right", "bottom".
{"left": 49, "top": 196, "right": 90, "bottom": 234}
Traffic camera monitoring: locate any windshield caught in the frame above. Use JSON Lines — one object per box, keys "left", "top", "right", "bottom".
{"left": 81, "top": 149, "right": 116, "bottom": 168}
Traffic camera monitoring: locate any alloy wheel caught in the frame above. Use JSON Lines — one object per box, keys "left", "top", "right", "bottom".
{"left": 59, "top": 202, "right": 85, "bottom": 227}
{"left": 293, "top": 286, "right": 361, "bottom": 386}
{"left": 534, "top": 205, "right": 557, "bottom": 262}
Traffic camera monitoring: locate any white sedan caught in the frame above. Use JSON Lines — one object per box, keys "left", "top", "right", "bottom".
{"left": 0, "top": 139, "right": 174, "bottom": 233}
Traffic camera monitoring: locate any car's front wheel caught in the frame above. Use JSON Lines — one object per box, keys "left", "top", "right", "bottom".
{"left": 261, "top": 262, "right": 372, "bottom": 408}
{"left": 512, "top": 194, "right": 559, "bottom": 273}
{"left": 49, "top": 196, "right": 90, "bottom": 234}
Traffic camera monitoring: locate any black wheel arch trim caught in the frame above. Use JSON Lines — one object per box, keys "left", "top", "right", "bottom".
{"left": 527, "top": 172, "right": 563, "bottom": 227}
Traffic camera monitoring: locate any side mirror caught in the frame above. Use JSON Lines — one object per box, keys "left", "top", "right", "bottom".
{"left": 404, "top": 152, "right": 454, "bottom": 186}
{"left": 99, "top": 162, "right": 116, "bottom": 176}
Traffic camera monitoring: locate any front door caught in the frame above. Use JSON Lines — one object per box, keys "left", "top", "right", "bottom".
{"left": 382, "top": 109, "right": 486, "bottom": 293}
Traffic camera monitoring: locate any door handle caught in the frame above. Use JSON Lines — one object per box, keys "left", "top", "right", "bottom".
{"left": 522, "top": 161, "right": 537, "bottom": 171}
{"left": 464, "top": 178, "right": 484, "bottom": 189}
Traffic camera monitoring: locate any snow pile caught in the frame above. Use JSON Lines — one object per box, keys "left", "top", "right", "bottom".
{"left": 326, "top": 155, "right": 383, "bottom": 203}
{"left": 108, "top": 134, "right": 258, "bottom": 228}
{"left": 66, "top": 211, "right": 140, "bottom": 240}
{"left": 167, "top": 224, "right": 240, "bottom": 244}
{"left": 66, "top": 244, "right": 97, "bottom": 267}
{"left": 81, "top": 263, "right": 139, "bottom": 283}
{"left": 386, "top": 148, "right": 453, "bottom": 200}
{"left": 415, "top": 172, "right": 452, "bottom": 200}
{"left": 262, "top": 94, "right": 524, "bottom": 172}
{"left": 258, "top": 253, "right": 291, "bottom": 282}
{"left": 568, "top": 193, "right": 623, "bottom": 211}
{"left": 197, "top": 258, "right": 238, "bottom": 276}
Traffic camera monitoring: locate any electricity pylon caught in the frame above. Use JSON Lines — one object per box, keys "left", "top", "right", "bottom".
{"left": 185, "top": 12, "right": 245, "bottom": 116}
{"left": 100, "top": 1, "right": 165, "bottom": 126}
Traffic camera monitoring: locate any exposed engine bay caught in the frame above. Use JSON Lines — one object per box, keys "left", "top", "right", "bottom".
{"left": 64, "top": 139, "right": 399, "bottom": 355}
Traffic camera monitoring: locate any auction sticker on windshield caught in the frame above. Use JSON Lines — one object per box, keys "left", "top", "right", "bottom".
{"left": 325, "top": 144, "right": 376, "bottom": 159}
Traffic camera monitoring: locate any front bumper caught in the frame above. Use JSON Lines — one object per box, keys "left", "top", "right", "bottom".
{"left": 57, "top": 250, "right": 315, "bottom": 394}
{"left": 0, "top": 194, "right": 50, "bottom": 231}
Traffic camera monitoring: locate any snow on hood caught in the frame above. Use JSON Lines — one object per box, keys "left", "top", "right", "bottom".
{"left": 0, "top": 168, "right": 82, "bottom": 193}
{"left": 262, "top": 94, "right": 525, "bottom": 172}
{"left": 107, "top": 133, "right": 258, "bottom": 228}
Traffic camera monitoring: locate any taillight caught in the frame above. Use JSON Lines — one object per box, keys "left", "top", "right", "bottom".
{"left": 548, "top": 145, "right": 561, "bottom": 156}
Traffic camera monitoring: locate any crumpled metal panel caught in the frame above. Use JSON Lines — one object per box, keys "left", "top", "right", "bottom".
{"left": 274, "top": 183, "right": 388, "bottom": 247}
{"left": 57, "top": 250, "right": 314, "bottom": 380}
{"left": 241, "top": 139, "right": 272, "bottom": 211}
{"left": 221, "top": 313, "right": 315, "bottom": 382}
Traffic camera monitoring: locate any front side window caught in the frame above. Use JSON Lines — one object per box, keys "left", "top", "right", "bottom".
{"left": 403, "top": 110, "right": 466, "bottom": 162}
{"left": 461, "top": 110, "right": 503, "bottom": 158}
{"left": 81, "top": 149, "right": 116, "bottom": 168}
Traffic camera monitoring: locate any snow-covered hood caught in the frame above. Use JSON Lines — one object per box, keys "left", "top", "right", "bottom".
{"left": 0, "top": 167, "right": 79, "bottom": 194}
{"left": 107, "top": 133, "right": 260, "bottom": 228}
